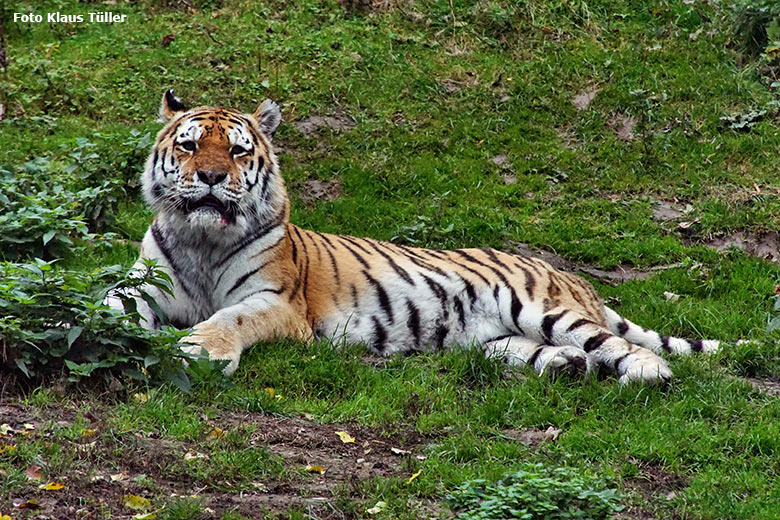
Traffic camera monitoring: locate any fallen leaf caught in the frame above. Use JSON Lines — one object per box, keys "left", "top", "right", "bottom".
{"left": 39, "top": 482, "right": 65, "bottom": 490}
{"left": 491, "top": 154, "right": 509, "bottom": 166}
{"left": 25, "top": 465, "right": 42, "bottom": 481}
{"left": 572, "top": 88, "right": 599, "bottom": 111}
{"left": 161, "top": 34, "right": 175, "bottom": 47}
{"left": 264, "top": 387, "right": 275, "bottom": 398}
{"left": 335, "top": 431, "right": 355, "bottom": 443}
{"left": 14, "top": 499, "right": 39, "bottom": 509}
{"left": 0, "top": 424, "right": 12, "bottom": 436}
{"left": 132, "top": 393, "right": 148, "bottom": 404}
{"left": 251, "top": 482, "right": 268, "bottom": 491}
{"left": 390, "top": 447, "right": 411, "bottom": 455}
{"left": 133, "top": 512, "right": 158, "bottom": 520}
{"left": 305, "top": 465, "right": 324, "bottom": 474}
{"left": 184, "top": 451, "right": 208, "bottom": 461}
{"left": 607, "top": 113, "right": 637, "bottom": 141}
{"left": 1, "top": 513, "right": 13, "bottom": 520}
{"left": 81, "top": 429, "right": 96, "bottom": 438}
{"left": 22, "top": 424, "right": 35, "bottom": 431}
{"left": 406, "top": 469, "right": 422, "bottom": 484}
{"left": 208, "top": 428, "right": 224, "bottom": 440}
{"left": 110, "top": 472, "right": 129, "bottom": 482}
{"left": 678, "top": 220, "right": 698, "bottom": 230}
{"left": 123, "top": 494, "right": 151, "bottom": 511}
{"left": 367, "top": 501, "right": 387, "bottom": 514}
{"left": 543, "top": 426, "right": 562, "bottom": 441}
{"left": 0, "top": 445, "right": 17, "bottom": 454}
{"left": 663, "top": 291, "right": 680, "bottom": 302}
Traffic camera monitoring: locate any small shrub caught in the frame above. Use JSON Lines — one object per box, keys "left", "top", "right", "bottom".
{"left": 0, "top": 161, "right": 121, "bottom": 260}
{"left": 732, "top": 0, "right": 780, "bottom": 58}
{"left": 0, "top": 258, "right": 195, "bottom": 387}
{"left": 447, "top": 464, "right": 622, "bottom": 520}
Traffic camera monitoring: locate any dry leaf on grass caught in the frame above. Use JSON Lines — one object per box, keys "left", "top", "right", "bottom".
{"left": 183, "top": 451, "right": 208, "bottom": 461}
{"left": 14, "top": 499, "right": 40, "bottom": 509}
{"left": 123, "top": 494, "right": 151, "bottom": 511}
{"left": 367, "top": 501, "right": 387, "bottom": 514}
{"left": 305, "top": 465, "right": 325, "bottom": 474}
{"left": 25, "top": 465, "right": 42, "bottom": 481}
{"left": 110, "top": 472, "right": 129, "bottom": 482}
{"left": 406, "top": 469, "right": 422, "bottom": 484}
{"left": 39, "top": 482, "right": 65, "bottom": 490}
{"left": 335, "top": 431, "right": 355, "bottom": 443}
{"left": 572, "top": 88, "right": 599, "bottom": 110}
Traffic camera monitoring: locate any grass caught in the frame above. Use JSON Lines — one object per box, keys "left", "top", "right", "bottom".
{"left": 3, "top": 0, "right": 780, "bottom": 518}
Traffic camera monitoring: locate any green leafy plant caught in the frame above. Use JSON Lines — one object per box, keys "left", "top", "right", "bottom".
{"left": 732, "top": 0, "right": 780, "bottom": 58}
{"left": 447, "top": 464, "right": 622, "bottom": 520}
{"left": 0, "top": 258, "right": 199, "bottom": 387}
{"left": 0, "top": 162, "right": 121, "bottom": 260}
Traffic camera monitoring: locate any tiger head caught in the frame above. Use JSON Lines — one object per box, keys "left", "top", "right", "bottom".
{"left": 142, "top": 90, "right": 286, "bottom": 241}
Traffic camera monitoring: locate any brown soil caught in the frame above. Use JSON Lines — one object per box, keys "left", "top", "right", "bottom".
{"left": 292, "top": 112, "right": 356, "bottom": 137}
{"left": 300, "top": 178, "right": 342, "bottom": 206}
{"left": 1, "top": 401, "right": 435, "bottom": 519}
{"left": 619, "top": 461, "right": 688, "bottom": 520}
{"left": 703, "top": 231, "right": 780, "bottom": 263}
{"left": 505, "top": 241, "right": 658, "bottom": 285}
{"left": 743, "top": 377, "right": 780, "bottom": 397}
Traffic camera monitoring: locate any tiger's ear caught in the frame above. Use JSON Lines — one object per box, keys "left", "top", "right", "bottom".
{"left": 159, "top": 89, "right": 188, "bottom": 122}
{"left": 253, "top": 99, "right": 282, "bottom": 138}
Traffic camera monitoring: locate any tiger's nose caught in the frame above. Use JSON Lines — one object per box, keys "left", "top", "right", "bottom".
{"left": 197, "top": 170, "right": 227, "bottom": 186}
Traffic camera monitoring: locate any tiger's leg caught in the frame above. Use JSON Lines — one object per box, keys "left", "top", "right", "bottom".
{"left": 604, "top": 307, "right": 720, "bottom": 355}
{"left": 482, "top": 336, "right": 593, "bottom": 377}
{"left": 181, "top": 293, "right": 311, "bottom": 376}
{"left": 537, "top": 307, "right": 672, "bottom": 384}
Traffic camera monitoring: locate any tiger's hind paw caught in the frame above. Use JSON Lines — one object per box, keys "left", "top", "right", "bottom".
{"left": 535, "top": 346, "right": 592, "bottom": 378}
{"left": 617, "top": 351, "right": 672, "bottom": 384}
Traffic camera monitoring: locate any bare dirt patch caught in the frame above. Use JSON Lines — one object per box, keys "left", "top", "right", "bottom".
{"left": 292, "top": 111, "right": 356, "bottom": 137}
{"left": 300, "top": 178, "right": 342, "bottom": 206}
{"left": 744, "top": 377, "right": 780, "bottom": 397}
{"left": 703, "top": 231, "right": 780, "bottom": 263}
{"left": 619, "top": 461, "right": 688, "bottom": 520}
{"left": 497, "top": 426, "right": 561, "bottom": 446}
{"left": 650, "top": 200, "right": 690, "bottom": 222}
{"left": 490, "top": 154, "right": 517, "bottom": 185}
{"left": 1, "top": 401, "right": 436, "bottom": 519}
{"left": 505, "top": 241, "right": 666, "bottom": 285}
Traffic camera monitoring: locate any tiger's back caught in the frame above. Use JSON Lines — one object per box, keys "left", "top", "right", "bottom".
{"left": 117, "top": 91, "right": 719, "bottom": 383}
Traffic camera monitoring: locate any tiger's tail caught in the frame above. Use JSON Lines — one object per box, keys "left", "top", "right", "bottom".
{"left": 604, "top": 307, "right": 720, "bottom": 356}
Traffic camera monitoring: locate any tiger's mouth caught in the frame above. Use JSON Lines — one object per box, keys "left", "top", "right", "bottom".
{"left": 184, "top": 194, "right": 237, "bottom": 224}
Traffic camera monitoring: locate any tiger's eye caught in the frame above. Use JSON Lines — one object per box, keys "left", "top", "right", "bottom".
{"left": 180, "top": 140, "right": 196, "bottom": 152}
{"left": 231, "top": 145, "right": 247, "bottom": 156}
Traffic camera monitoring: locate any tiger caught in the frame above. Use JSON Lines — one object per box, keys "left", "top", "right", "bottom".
{"left": 113, "top": 90, "right": 720, "bottom": 384}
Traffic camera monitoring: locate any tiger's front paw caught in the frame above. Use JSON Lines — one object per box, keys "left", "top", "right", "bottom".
{"left": 180, "top": 326, "right": 241, "bottom": 376}
{"left": 617, "top": 350, "right": 672, "bottom": 384}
